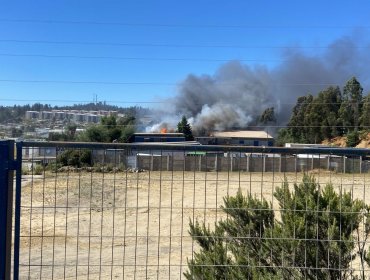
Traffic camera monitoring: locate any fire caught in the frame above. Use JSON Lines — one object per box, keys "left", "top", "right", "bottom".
{"left": 160, "top": 128, "right": 167, "bottom": 134}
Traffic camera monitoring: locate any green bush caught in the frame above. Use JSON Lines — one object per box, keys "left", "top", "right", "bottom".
{"left": 92, "top": 163, "right": 119, "bottom": 172}
{"left": 21, "top": 166, "right": 30, "bottom": 175}
{"left": 22, "top": 164, "right": 44, "bottom": 175}
{"left": 45, "top": 162, "right": 62, "bottom": 172}
{"left": 346, "top": 130, "right": 360, "bottom": 147}
{"left": 56, "top": 149, "right": 92, "bottom": 167}
{"left": 33, "top": 164, "right": 44, "bottom": 175}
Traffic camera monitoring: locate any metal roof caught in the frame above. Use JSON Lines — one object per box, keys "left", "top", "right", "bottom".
{"left": 212, "top": 130, "right": 273, "bottom": 139}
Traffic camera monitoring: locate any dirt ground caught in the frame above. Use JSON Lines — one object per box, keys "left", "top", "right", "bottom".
{"left": 18, "top": 170, "right": 370, "bottom": 279}
{"left": 322, "top": 132, "right": 370, "bottom": 148}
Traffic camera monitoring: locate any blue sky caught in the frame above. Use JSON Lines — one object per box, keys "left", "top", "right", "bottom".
{"left": 1, "top": 1, "right": 369, "bottom": 107}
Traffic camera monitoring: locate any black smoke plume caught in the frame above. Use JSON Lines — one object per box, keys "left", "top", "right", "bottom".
{"left": 148, "top": 34, "right": 370, "bottom": 135}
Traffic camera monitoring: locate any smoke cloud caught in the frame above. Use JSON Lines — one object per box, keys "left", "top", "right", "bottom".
{"left": 148, "top": 34, "right": 370, "bottom": 135}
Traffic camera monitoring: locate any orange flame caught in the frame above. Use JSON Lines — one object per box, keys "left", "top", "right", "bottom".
{"left": 160, "top": 128, "right": 167, "bottom": 134}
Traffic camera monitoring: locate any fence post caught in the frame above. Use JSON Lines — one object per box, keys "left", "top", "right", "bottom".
{"left": 199, "top": 156, "right": 202, "bottom": 172}
{"left": 279, "top": 155, "right": 282, "bottom": 172}
{"left": 0, "top": 140, "right": 15, "bottom": 280}
{"left": 247, "top": 155, "right": 250, "bottom": 172}
{"left": 311, "top": 156, "right": 314, "bottom": 171}
{"left": 214, "top": 154, "right": 218, "bottom": 171}
{"left": 343, "top": 156, "right": 346, "bottom": 173}
{"left": 13, "top": 142, "right": 22, "bottom": 280}
{"left": 294, "top": 155, "right": 297, "bottom": 173}
{"left": 229, "top": 154, "right": 233, "bottom": 172}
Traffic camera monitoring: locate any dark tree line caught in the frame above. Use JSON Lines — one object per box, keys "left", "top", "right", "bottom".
{"left": 57, "top": 102, "right": 151, "bottom": 116}
{"left": 0, "top": 102, "right": 150, "bottom": 123}
{"left": 0, "top": 103, "right": 52, "bottom": 123}
{"left": 277, "top": 77, "right": 370, "bottom": 145}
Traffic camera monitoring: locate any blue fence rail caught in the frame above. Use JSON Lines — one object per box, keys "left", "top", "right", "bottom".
{"left": 1, "top": 140, "right": 370, "bottom": 279}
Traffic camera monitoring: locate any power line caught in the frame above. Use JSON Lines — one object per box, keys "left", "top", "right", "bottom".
{"left": 0, "top": 98, "right": 163, "bottom": 104}
{"left": 0, "top": 79, "right": 174, "bottom": 86}
{"left": 1, "top": 39, "right": 367, "bottom": 50}
{"left": 1, "top": 18, "right": 369, "bottom": 29}
{"left": 0, "top": 53, "right": 283, "bottom": 63}
{"left": 0, "top": 79, "right": 346, "bottom": 86}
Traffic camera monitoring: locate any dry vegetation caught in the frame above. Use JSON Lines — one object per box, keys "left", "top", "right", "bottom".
{"left": 19, "top": 170, "right": 370, "bottom": 279}
{"left": 322, "top": 132, "right": 370, "bottom": 148}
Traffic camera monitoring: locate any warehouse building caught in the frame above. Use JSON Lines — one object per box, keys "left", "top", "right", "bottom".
{"left": 196, "top": 130, "right": 274, "bottom": 146}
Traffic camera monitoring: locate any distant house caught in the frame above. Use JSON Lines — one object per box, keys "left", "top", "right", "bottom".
{"left": 196, "top": 130, "right": 274, "bottom": 146}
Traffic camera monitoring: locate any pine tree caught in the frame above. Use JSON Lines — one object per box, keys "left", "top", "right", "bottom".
{"left": 177, "top": 116, "right": 194, "bottom": 141}
{"left": 259, "top": 107, "right": 277, "bottom": 124}
{"left": 339, "top": 77, "right": 363, "bottom": 133}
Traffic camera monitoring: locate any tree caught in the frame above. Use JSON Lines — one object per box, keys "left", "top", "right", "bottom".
{"left": 287, "top": 95, "right": 313, "bottom": 143}
{"left": 185, "top": 175, "right": 370, "bottom": 279}
{"left": 78, "top": 115, "right": 135, "bottom": 143}
{"left": 339, "top": 77, "right": 363, "bottom": 133}
{"left": 360, "top": 94, "right": 370, "bottom": 130}
{"left": 79, "top": 125, "right": 109, "bottom": 142}
{"left": 66, "top": 123, "right": 77, "bottom": 139}
{"left": 48, "top": 123, "right": 78, "bottom": 141}
{"left": 11, "top": 127, "right": 23, "bottom": 137}
{"left": 177, "top": 116, "right": 194, "bottom": 141}
{"left": 315, "top": 86, "right": 342, "bottom": 139}
{"left": 275, "top": 128, "right": 294, "bottom": 146}
{"left": 259, "top": 107, "right": 276, "bottom": 125}
{"left": 300, "top": 86, "right": 343, "bottom": 143}
{"left": 278, "top": 85, "right": 346, "bottom": 145}
{"left": 56, "top": 149, "right": 92, "bottom": 167}
{"left": 117, "top": 115, "right": 136, "bottom": 142}
{"left": 48, "top": 132, "right": 70, "bottom": 141}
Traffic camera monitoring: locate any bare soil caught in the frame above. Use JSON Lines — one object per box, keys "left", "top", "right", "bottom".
{"left": 322, "top": 132, "right": 370, "bottom": 148}
{"left": 19, "top": 170, "right": 370, "bottom": 279}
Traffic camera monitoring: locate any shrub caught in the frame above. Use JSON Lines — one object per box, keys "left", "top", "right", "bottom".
{"left": 346, "top": 130, "right": 360, "bottom": 147}
{"left": 22, "top": 164, "right": 44, "bottom": 175}
{"left": 185, "top": 175, "right": 370, "bottom": 279}
{"left": 56, "top": 149, "right": 92, "bottom": 167}
{"left": 33, "top": 164, "right": 44, "bottom": 175}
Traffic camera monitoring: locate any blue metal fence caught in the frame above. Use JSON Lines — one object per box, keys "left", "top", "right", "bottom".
{"left": 0, "top": 141, "right": 15, "bottom": 280}
{"left": 1, "top": 140, "right": 370, "bottom": 279}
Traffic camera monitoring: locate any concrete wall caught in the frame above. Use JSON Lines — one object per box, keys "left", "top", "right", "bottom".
{"left": 89, "top": 149, "right": 369, "bottom": 174}
{"left": 132, "top": 154, "right": 369, "bottom": 174}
